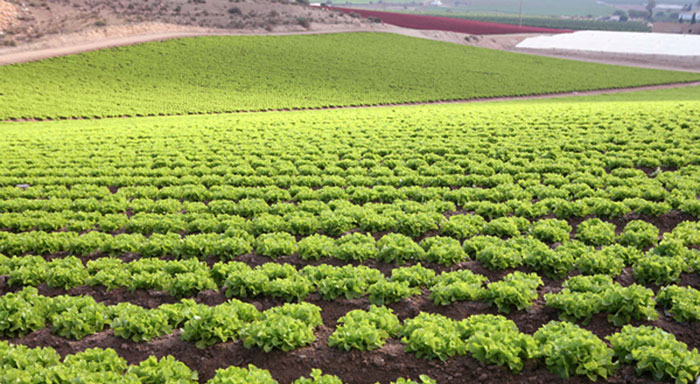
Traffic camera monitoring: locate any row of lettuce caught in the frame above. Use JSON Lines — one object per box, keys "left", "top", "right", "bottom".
{"left": 0, "top": 212, "right": 691, "bottom": 259}
{"left": 1, "top": 221, "right": 698, "bottom": 282}
{"left": 0, "top": 187, "right": 696, "bottom": 236}
{"left": 0, "top": 189, "right": 697, "bottom": 228}
{"left": 2, "top": 262, "right": 699, "bottom": 341}
{"left": 2, "top": 291, "right": 699, "bottom": 383}
{"left": 0, "top": 211, "right": 697, "bottom": 258}
{"left": 1, "top": 343, "right": 434, "bottom": 384}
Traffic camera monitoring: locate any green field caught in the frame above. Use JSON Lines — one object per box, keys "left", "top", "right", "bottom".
{"left": 1, "top": 33, "right": 699, "bottom": 120}
{"left": 2, "top": 95, "right": 700, "bottom": 382}
{"left": 3, "top": 25, "right": 700, "bottom": 384}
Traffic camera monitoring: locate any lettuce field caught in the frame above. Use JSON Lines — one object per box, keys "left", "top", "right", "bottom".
{"left": 1, "top": 33, "right": 700, "bottom": 121}
{"left": 1, "top": 98, "right": 700, "bottom": 383}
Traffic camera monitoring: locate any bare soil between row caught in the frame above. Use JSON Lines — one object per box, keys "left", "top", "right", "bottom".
{"left": 3, "top": 258, "right": 699, "bottom": 383}
{"left": 7, "top": 282, "right": 696, "bottom": 384}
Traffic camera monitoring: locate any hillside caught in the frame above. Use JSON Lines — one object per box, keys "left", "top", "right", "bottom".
{"left": 0, "top": 0, "right": 357, "bottom": 47}
{"left": 1, "top": 32, "right": 699, "bottom": 120}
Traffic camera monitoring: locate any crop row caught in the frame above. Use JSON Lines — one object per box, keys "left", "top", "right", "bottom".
{"left": 0, "top": 195, "right": 695, "bottom": 237}
{"left": 0, "top": 341, "right": 434, "bottom": 384}
{"left": 1, "top": 218, "right": 697, "bottom": 276}
{"left": 1, "top": 256, "right": 544, "bottom": 312}
{"left": 3, "top": 253, "right": 700, "bottom": 327}
{"left": 1, "top": 156, "right": 697, "bottom": 193}
{"left": 2, "top": 288, "right": 699, "bottom": 383}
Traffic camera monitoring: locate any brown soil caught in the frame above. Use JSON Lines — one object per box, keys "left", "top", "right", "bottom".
{"left": 7, "top": 287, "right": 686, "bottom": 384}
{"left": 0, "top": 0, "right": 16, "bottom": 31}
{"left": 3, "top": 255, "right": 700, "bottom": 384}
{"left": 0, "top": 0, "right": 361, "bottom": 47}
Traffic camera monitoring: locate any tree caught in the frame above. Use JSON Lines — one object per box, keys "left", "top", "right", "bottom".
{"left": 646, "top": 0, "right": 656, "bottom": 20}
{"left": 613, "top": 9, "right": 629, "bottom": 21}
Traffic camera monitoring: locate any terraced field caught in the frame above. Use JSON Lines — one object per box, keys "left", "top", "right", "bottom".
{"left": 1, "top": 33, "right": 700, "bottom": 120}
{"left": 1, "top": 96, "right": 700, "bottom": 383}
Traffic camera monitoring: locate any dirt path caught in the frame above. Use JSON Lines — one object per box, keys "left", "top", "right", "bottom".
{"left": 5, "top": 80, "right": 699, "bottom": 124}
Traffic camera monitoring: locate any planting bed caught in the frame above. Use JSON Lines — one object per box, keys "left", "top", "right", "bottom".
{"left": 1, "top": 100, "right": 700, "bottom": 383}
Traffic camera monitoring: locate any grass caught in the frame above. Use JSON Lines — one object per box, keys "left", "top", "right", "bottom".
{"left": 1, "top": 32, "right": 699, "bottom": 120}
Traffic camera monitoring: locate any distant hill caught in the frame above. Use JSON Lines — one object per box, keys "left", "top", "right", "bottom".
{"left": 0, "top": 0, "right": 355, "bottom": 46}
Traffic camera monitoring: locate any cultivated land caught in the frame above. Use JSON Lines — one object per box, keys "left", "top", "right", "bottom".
{"left": 1, "top": 99, "right": 700, "bottom": 383}
{"left": 328, "top": 0, "right": 616, "bottom": 17}
{"left": 1, "top": 32, "right": 700, "bottom": 120}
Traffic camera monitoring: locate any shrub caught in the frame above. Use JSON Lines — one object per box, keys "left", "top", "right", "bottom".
{"left": 534, "top": 321, "right": 617, "bottom": 381}
{"left": 633, "top": 255, "right": 688, "bottom": 285}
{"left": 656, "top": 285, "right": 700, "bottom": 323}
{"left": 255, "top": 232, "right": 297, "bottom": 258}
{"left": 575, "top": 219, "right": 616, "bottom": 246}
{"left": 0, "top": 287, "right": 48, "bottom": 337}
{"left": 482, "top": 217, "right": 529, "bottom": 238}
{"left": 576, "top": 248, "right": 625, "bottom": 277}
{"left": 458, "top": 314, "right": 537, "bottom": 373}
{"left": 439, "top": 214, "right": 485, "bottom": 240}
{"left": 529, "top": 218, "right": 572, "bottom": 243}
{"left": 329, "top": 306, "right": 400, "bottom": 351}
{"left": 48, "top": 295, "right": 107, "bottom": 340}
{"left": 335, "top": 233, "right": 377, "bottom": 262}
{"left": 483, "top": 272, "right": 542, "bottom": 314}
{"left": 401, "top": 313, "right": 466, "bottom": 361}
{"left": 242, "top": 303, "right": 321, "bottom": 352}
{"left": 207, "top": 364, "right": 278, "bottom": 384}
{"left": 368, "top": 279, "right": 420, "bottom": 306}
{"left": 429, "top": 270, "right": 487, "bottom": 306}
{"left": 619, "top": 220, "right": 659, "bottom": 250}
{"left": 420, "top": 236, "right": 467, "bottom": 266}
{"left": 293, "top": 369, "right": 344, "bottom": 384}
{"left": 297, "top": 234, "right": 336, "bottom": 260}
{"left": 377, "top": 233, "right": 425, "bottom": 264}
{"left": 390, "top": 264, "right": 436, "bottom": 288}
{"left": 127, "top": 356, "right": 198, "bottom": 383}
{"left": 607, "top": 325, "right": 700, "bottom": 384}
{"left": 181, "top": 299, "right": 260, "bottom": 348}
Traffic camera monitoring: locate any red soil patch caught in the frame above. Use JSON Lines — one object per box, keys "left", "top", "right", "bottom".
{"left": 324, "top": 7, "right": 572, "bottom": 35}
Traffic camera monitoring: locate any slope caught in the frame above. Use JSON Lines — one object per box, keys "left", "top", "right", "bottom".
{"left": 1, "top": 32, "right": 699, "bottom": 120}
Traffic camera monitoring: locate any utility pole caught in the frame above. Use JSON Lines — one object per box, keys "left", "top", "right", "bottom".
{"left": 519, "top": 0, "right": 524, "bottom": 27}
